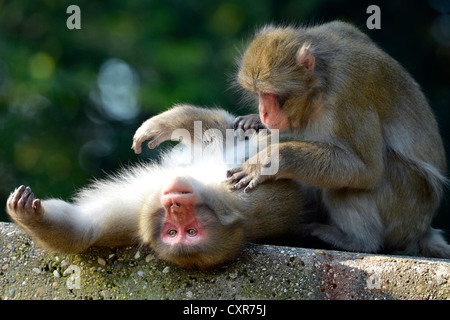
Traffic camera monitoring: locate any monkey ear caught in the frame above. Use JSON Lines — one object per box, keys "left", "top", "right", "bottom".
{"left": 218, "top": 211, "right": 241, "bottom": 226}
{"left": 297, "top": 44, "right": 315, "bottom": 71}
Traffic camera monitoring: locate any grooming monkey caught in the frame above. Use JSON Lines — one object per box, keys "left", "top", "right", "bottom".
{"left": 229, "top": 21, "right": 449, "bottom": 258}
{"left": 6, "top": 105, "right": 315, "bottom": 269}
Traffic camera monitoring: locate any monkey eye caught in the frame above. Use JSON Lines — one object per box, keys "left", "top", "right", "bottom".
{"left": 187, "top": 228, "right": 197, "bottom": 236}
{"left": 277, "top": 96, "right": 287, "bottom": 108}
{"left": 168, "top": 229, "right": 177, "bottom": 237}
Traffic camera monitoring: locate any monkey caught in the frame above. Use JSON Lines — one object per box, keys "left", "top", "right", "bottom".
{"left": 228, "top": 20, "right": 450, "bottom": 259}
{"left": 6, "top": 104, "right": 316, "bottom": 269}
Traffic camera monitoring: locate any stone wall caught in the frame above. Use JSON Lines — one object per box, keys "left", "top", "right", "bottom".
{"left": 0, "top": 222, "right": 449, "bottom": 300}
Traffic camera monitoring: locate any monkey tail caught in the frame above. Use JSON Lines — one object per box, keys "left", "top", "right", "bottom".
{"left": 418, "top": 228, "right": 450, "bottom": 259}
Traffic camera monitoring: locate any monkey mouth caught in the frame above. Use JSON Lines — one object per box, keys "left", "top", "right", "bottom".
{"left": 161, "top": 191, "right": 194, "bottom": 208}
{"left": 166, "top": 191, "right": 193, "bottom": 195}
{"left": 162, "top": 177, "right": 194, "bottom": 196}
{"left": 263, "top": 117, "right": 289, "bottom": 130}
{"left": 265, "top": 121, "right": 281, "bottom": 128}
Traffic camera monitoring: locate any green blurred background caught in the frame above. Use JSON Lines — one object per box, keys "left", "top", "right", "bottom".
{"left": 1, "top": 0, "right": 449, "bottom": 240}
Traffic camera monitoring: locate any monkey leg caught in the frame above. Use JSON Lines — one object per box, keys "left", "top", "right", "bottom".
{"left": 6, "top": 176, "right": 147, "bottom": 253}
{"left": 6, "top": 185, "right": 95, "bottom": 252}
{"left": 310, "top": 189, "right": 385, "bottom": 253}
{"left": 380, "top": 155, "right": 450, "bottom": 257}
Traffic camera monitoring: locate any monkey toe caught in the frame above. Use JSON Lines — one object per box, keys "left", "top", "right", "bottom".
{"left": 17, "top": 186, "right": 32, "bottom": 206}
{"left": 131, "top": 141, "right": 142, "bottom": 154}
{"left": 10, "top": 185, "right": 26, "bottom": 206}
{"left": 147, "top": 139, "right": 159, "bottom": 149}
{"left": 32, "top": 199, "right": 42, "bottom": 211}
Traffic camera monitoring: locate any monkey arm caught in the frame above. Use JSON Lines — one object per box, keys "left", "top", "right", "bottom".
{"left": 274, "top": 139, "right": 384, "bottom": 189}
{"left": 281, "top": 107, "right": 386, "bottom": 190}
{"left": 228, "top": 122, "right": 384, "bottom": 192}
{"left": 228, "top": 139, "right": 383, "bottom": 192}
{"left": 132, "top": 104, "right": 235, "bottom": 153}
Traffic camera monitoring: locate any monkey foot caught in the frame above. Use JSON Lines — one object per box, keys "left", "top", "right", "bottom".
{"left": 6, "top": 185, "right": 43, "bottom": 221}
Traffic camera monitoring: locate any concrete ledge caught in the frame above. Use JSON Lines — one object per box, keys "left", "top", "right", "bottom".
{"left": 0, "top": 222, "right": 449, "bottom": 300}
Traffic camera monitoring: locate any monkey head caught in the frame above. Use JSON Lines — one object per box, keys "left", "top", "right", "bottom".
{"left": 139, "top": 176, "right": 245, "bottom": 269}
{"left": 237, "top": 26, "right": 319, "bottom": 131}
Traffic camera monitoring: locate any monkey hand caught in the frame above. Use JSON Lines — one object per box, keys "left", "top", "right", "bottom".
{"left": 132, "top": 117, "right": 172, "bottom": 154}
{"left": 226, "top": 155, "right": 274, "bottom": 193}
{"left": 6, "top": 185, "right": 43, "bottom": 225}
{"left": 233, "top": 114, "right": 265, "bottom": 140}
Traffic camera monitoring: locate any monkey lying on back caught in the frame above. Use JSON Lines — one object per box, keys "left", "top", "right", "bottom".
{"left": 6, "top": 105, "right": 315, "bottom": 269}
{"left": 229, "top": 21, "right": 450, "bottom": 258}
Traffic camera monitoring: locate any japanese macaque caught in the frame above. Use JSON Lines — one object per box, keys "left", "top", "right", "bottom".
{"left": 229, "top": 21, "right": 450, "bottom": 258}
{"left": 6, "top": 105, "right": 314, "bottom": 269}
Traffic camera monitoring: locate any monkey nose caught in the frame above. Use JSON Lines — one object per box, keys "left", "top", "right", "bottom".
{"left": 170, "top": 202, "right": 182, "bottom": 213}
{"left": 261, "top": 113, "right": 268, "bottom": 124}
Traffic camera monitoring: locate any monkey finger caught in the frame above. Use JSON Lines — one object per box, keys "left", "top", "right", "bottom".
{"left": 244, "top": 178, "right": 260, "bottom": 193}
{"left": 226, "top": 171, "right": 247, "bottom": 185}
{"left": 226, "top": 167, "right": 243, "bottom": 178}
{"left": 233, "top": 116, "right": 244, "bottom": 130}
{"left": 250, "top": 122, "right": 265, "bottom": 131}
{"left": 237, "top": 119, "right": 251, "bottom": 131}
{"left": 235, "top": 128, "right": 245, "bottom": 141}
{"left": 232, "top": 175, "right": 253, "bottom": 191}
{"left": 242, "top": 118, "right": 257, "bottom": 131}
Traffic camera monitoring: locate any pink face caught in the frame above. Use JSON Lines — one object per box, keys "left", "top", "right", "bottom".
{"left": 258, "top": 93, "right": 290, "bottom": 130}
{"left": 160, "top": 177, "right": 205, "bottom": 247}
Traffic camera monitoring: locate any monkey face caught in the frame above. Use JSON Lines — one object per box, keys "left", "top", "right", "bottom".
{"left": 258, "top": 93, "right": 290, "bottom": 130}
{"left": 159, "top": 177, "right": 205, "bottom": 247}
{"left": 238, "top": 26, "right": 318, "bottom": 132}
{"left": 140, "top": 176, "right": 245, "bottom": 269}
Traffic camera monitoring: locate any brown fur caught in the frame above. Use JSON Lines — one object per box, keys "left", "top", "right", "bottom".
{"left": 230, "top": 21, "right": 449, "bottom": 258}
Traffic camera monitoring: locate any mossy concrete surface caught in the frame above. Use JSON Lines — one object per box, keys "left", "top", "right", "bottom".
{"left": 0, "top": 222, "right": 449, "bottom": 300}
